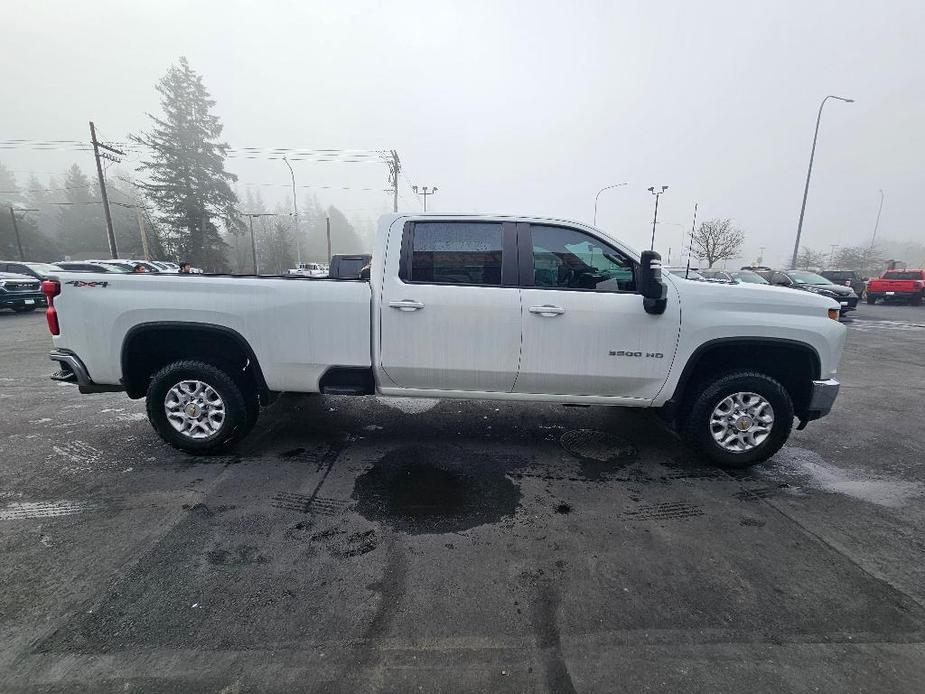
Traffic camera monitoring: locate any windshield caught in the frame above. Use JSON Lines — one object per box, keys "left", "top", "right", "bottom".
{"left": 732, "top": 271, "right": 769, "bottom": 284}
{"left": 788, "top": 271, "right": 833, "bottom": 285}
{"left": 883, "top": 271, "right": 922, "bottom": 280}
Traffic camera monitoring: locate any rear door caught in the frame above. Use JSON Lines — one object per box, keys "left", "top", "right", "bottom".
{"left": 378, "top": 219, "right": 521, "bottom": 392}
{"left": 514, "top": 223, "right": 679, "bottom": 399}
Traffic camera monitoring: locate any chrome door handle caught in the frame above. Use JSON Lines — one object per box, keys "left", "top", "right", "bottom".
{"left": 389, "top": 299, "right": 425, "bottom": 311}
{"left": 529, "top": 305, "right": 565, "bottom": 316}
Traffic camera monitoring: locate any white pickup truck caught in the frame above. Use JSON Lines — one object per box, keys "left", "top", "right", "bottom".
{"left": 44, "top": 214, "right": 845, "bottom": 467}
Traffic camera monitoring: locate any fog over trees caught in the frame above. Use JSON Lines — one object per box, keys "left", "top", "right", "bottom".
{"left": 0, "top": 58, "right": 379, "bottom": 271}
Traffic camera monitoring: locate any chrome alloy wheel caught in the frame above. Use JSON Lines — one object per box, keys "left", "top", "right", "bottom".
{"left": 164, "top": 380, "right": 226, "bottom": 439}
{"left": 710, "top": 391, "right": 774, "bottom": 452}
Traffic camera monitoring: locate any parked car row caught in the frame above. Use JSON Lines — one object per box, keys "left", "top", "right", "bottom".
{"left": 663, "top": 264, "right": 858, "bottom": 316}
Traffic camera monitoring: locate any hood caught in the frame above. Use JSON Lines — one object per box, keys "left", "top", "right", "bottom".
{"left": 800, "top": 283, "right": 855, "bottom": 296}
{"left": 0, "top": 272, "right": 38, "bottom": 281}
{"left": 665, "top": 273, "right": 841, "bottom": 314}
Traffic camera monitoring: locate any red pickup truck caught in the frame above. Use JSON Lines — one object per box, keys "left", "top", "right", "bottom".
{"left": 866, "top": 269, "right": 925, "bottom": 305}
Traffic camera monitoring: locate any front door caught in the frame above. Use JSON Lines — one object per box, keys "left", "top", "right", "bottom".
{"left": 379, "top": 219, "right": 521, "bottom": 392}
{"left": 514, "top": 223, "right": 680, "bottom": 399}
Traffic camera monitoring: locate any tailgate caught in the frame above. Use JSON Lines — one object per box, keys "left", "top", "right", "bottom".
{"left": 871, "top": 280, "right": 918, "bottom": 292}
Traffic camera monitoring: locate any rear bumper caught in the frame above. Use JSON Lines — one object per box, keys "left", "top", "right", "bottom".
{"left": 49, "top": 349, "right": 124, "bottom": 394}
{"left": 869, "top": 290, "right": 919, "bottom": 300}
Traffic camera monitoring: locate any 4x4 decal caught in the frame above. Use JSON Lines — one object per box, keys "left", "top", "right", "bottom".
{"left": 64, "top": 280, "right": 109, "bottom": 288}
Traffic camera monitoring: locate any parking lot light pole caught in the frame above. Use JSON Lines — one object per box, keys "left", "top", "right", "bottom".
{"left": 790, "top": 95, "right": 854, "bottom": 269}
{"left": 283, "top": 157, "right": 300, "bottom": 263}
{"left": 648, "top": 186, "right": 668, "bottom": 251}
{"left": 870, "top": 189, "right": 885, "bottom": 247}
{"left": 593, "top": 182, "right": 628, "bottom": 226}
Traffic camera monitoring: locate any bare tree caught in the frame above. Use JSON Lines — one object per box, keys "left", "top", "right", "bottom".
{"left": 692, "top": 218, "right": 745, "bottom": 268}
{"left": 833, "top": 244, "right": 883, "bottom": 277}
{"left": 795, "top": 246, "right": 827, "bottom": 270}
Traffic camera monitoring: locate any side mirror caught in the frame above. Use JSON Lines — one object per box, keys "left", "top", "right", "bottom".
{"left": 639, "top": 250, "right": 667, "bottom": 315}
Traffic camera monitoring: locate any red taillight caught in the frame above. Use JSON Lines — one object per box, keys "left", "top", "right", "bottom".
{"left": 42, "top": 280, "right": 61, "bottom": 335}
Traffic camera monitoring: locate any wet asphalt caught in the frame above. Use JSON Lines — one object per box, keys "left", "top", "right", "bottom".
{"left": 1, "top": 303, "right": 924, "bottom": 693}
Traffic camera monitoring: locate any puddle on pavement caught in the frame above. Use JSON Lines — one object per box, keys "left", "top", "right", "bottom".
{"left": 559, "top": 429, "right": 638, "bottom": 481}
{"left": 352, "top": 445, "right": 520, "bottom": 534}
{"left": 767, "top": 446, "right": 924, "bottom": 508}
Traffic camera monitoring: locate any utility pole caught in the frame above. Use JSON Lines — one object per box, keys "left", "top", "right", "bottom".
{"left": 829, "top": 244, "right": 839, "bottom": 267}
{"left": 89, "top": 121, "right": 124, "bottom": 258}
{"left": 135, "top": 205, "right": 151, "bottom": 260}
{"left": 240, "top": 212, "right": 277, "bottom": 275}
{"left": 412, "top": 185, "right": 438, "bottom": 212}
{"left": 648, "top": 185, "right": 669, "bottom": 251}
{"left": 386, "top": 150, "right": 401, "bottom": 213}
{"left": 326, "top": 216, "right": 332, "bottom": 262}
{"left": 684, "top": 202, "right": 698, "bottom": 279}
{"left": 8, "top": 207, "right": 37, "bottom": 261}
{"left": 248, "top": 215, "right": 258, "bottom": 274}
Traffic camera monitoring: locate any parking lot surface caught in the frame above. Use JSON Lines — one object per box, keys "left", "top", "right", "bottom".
{"left": 2, "top": 304, "right": 925, "bottom": 693}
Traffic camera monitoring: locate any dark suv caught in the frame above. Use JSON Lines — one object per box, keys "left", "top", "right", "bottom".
{"left": 758, "top": 269, "right": 858, "bottom": 315}
{"left": 0, "top": 271, "right": 45, "bottom": 313}
{"left": 820, "top": 270, "right": 866, "bottom": 297}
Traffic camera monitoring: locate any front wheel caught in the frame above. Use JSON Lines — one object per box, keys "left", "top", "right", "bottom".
{"left": 145, "top": 360, "right": 255, "bottom": 454}
{"left": 680, "top": 371, "right": 794, "bottom": 468}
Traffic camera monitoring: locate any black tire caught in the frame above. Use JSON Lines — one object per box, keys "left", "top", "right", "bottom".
{"left": 680, "top": 371, "right": 794, "bottom": 468}
{"left": 866, "top": 294, "right": 878, "bottom": 305}
{"left": 13, "top": 306, "right": 37, "bottom": 313}
{"left": 910, "top": 293, "right": 923, "bottom": 306}
{"left": 145, "top": 360, "right": 254, "bottom": 454}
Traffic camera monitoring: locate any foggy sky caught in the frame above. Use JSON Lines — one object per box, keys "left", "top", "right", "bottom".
{"left": 3, "top": 0, "right": 923, "bottom": 265}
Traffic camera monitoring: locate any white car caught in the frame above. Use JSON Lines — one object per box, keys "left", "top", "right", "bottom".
{"left": 287, "top": 262, "right": 327, "bottom": 277}
{"left": 45, "top": 213, "right": 845, "bottom": 467}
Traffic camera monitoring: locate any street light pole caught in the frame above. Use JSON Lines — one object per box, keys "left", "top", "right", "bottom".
{"left": 412, "top": 185, "right": 438, "bottom": 212}
{"left": 648, "top": 186, "right": 668, "bottom": 251}
{"left": 870, "top": 188, "right": 885, "bottom": 247}
{"left": 593, "top": 182, "right": 628, "bottom": 226}
{"left": 283, "top": 157, "right": 300, "bottom": 264}
{"left": 790, "top": 95, "right": 854, "bottom": 269}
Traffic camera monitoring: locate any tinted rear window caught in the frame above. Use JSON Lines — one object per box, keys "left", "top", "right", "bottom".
{"left": 410, "top": 222, "right": 502, "bottom": 286}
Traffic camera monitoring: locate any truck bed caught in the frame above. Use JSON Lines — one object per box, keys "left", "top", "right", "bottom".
{"left": 50, "top": 273, "right": 373, "bottom": 392}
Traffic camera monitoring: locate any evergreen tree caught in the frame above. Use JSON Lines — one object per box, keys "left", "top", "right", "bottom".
{"left": 327, "top": 205, "right": 365, "bottom": 256}
{"left": 0, "top": 163, "right": 21, "bottom": 257}
{"left": 132, "top": 56, "right": 237, "bottom": 271}
{"left": 57, "top": 164, "right": 107, "bottom": 255}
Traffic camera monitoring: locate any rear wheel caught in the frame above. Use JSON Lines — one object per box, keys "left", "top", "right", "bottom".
{"left": 145, "top": 360, "right": 256, "bottom": 453}
{"left": 680, "top": 371, "right": 794, "bottom": 468}
{"left": 866, "top": 294, "right": 879, "bottom": 305}
{"left": 13, "top": 306, "right": 37, "bottom": 313}
{"left": 910, "top": 293, "right": 923, "bottom": 306}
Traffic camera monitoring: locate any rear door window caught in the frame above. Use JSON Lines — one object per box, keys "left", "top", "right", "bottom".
{"left": 406, "top": 221, "right": 503, "bottom": 286}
